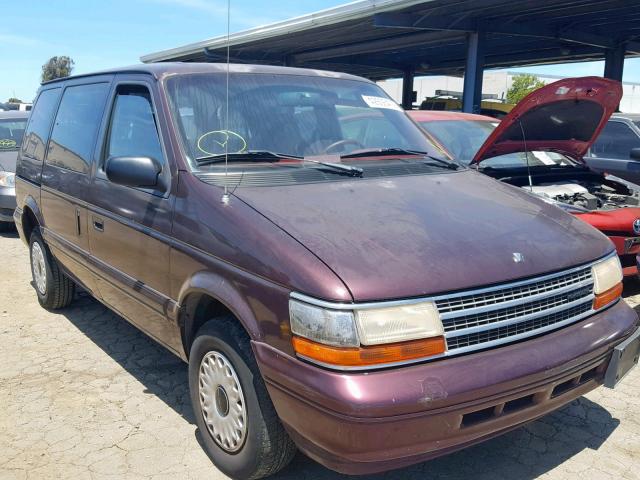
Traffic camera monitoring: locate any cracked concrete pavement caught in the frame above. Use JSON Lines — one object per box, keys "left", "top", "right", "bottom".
{"left": 1, "top": 229, "right": 639, "bottom": 480}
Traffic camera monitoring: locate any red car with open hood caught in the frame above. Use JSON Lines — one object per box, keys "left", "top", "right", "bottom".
{"left": 409, "top": 77, "right": 640, "bottom": 276}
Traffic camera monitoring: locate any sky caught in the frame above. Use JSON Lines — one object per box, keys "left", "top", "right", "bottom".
{"left": 2, "top": 0, "right": 639, "bottom": 102}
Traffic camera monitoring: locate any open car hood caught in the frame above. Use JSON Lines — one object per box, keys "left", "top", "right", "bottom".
{"left": 471, "top": 77, "right": 622, "bottom": 164}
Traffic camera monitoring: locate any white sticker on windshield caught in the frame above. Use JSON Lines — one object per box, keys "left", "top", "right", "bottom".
{"left": 362, "top": 95, "right": 402, "bottom": 111}
{"left": 532, "top": 151, "right": 557, "bottom": 165}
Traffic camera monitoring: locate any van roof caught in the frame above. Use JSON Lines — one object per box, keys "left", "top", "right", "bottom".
{"left": 41, "top": 62, "right": 372, "bottom": 86}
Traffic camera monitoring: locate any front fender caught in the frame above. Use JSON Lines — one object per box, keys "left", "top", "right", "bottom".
{"left": 174, "top": 258, "right": 297, "bottom": 360}
{"left": 178, "top": 269, "right": 263, "bottom": 341}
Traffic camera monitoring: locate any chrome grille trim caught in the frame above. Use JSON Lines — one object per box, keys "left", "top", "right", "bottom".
{"left": 438, "top": 277, "right": 593, "bottom": 320}
{"left": 444, "top": 294, "right": 594, "bottom": 338}
{"left": 445, "top": 303, "right": 595, "bottom": 354}
{"left": 439, "top": 263, "right": 598, "bottom": 353}
{"left": 436, "top": 269, "right": 592, "bottom": 316}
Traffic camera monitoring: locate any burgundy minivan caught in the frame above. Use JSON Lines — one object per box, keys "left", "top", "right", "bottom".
{"left": 14, "top": 63, "right": 640, "bottom": 479}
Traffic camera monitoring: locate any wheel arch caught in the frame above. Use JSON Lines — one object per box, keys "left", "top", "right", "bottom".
{"left": 20, "top": 195, "right": 44, "bottom": 242}
{"left": 178, "top": 271, "right": 262, "bottom": 359}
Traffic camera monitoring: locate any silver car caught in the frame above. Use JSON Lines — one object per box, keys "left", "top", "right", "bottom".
{"left": 0, "top": 110, "right": 29, "bottom": 231}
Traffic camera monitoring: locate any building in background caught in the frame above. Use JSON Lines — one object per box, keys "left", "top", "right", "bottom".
{"left": 379, "top": 71, "right": 640, "bottom": 113}
{"left": 0, "top": 102, "right": 32, "bottom": 112}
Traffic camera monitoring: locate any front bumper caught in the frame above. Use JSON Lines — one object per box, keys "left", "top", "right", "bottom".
{"left": 0, "top": 186, "right": 16, "bottom": 222}
{"left": 254, "top": 300, "right": 638, "bottom": 475}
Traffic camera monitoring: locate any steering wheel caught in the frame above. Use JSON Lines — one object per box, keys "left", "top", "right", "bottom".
{"left": 324, "top": 139, "right": 366, "bottom": 154}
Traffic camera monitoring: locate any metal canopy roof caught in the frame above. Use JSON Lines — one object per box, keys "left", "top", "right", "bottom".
{"left": 141, "top": 0, "right": 640, "bottom": 80}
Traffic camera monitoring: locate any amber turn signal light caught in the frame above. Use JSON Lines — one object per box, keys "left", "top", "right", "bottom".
{"left": 292, "top": 336, "right": 446, "bottom": 367}
{"left": 593, "top": 282, "right": 623, "bottom": 310}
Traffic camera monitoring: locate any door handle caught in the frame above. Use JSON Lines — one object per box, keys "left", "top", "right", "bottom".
{"left": 92, "top": 217, "right": 104, "bottom": 232}
{"left": 75, "top": 208, "right": 82, "bottom": 235}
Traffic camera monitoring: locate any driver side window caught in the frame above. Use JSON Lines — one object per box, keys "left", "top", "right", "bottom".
{"left": 106, "top": 85, "right": 164, "bottom": 166}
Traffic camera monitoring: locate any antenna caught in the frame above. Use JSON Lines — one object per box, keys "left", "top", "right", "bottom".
{"left": 221, "top": 0, "right": 231, "bottom": 205}
{"left": 518, "top": 119, "right": 534, "bottom": 192}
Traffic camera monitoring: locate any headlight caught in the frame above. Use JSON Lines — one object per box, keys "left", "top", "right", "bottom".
{"left": 289, "top": 301, "right": 358, "bottom": 347}
{"left": 355, "top": 302, "right": 443, "bottom": 345}
{"left": 0, "top": 171, "right": 15, "bottom": 187}
{"left": 591, "top": 255, "right": 623, "bottom": 310}
{"left": 289, "top": 298, "right": 446, "bottom": 369}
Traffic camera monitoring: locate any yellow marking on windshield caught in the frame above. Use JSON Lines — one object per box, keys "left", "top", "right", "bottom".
{"left": 197, "top": 130, "right": 247, "bottom": 155}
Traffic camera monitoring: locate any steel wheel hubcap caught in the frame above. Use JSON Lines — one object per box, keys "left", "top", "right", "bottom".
{"left": 31, "top": 242, "right": 47, "bottom": 295}
{"left": 198, "top": 351, "right": 247, "bottom": 452}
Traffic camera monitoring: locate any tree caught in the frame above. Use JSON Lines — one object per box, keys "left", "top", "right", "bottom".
{"left": 41, "top": 56, "right": 75, "bottom": 82}
{"left": 7, "top": 97, "right": 22, "bottom": 103}
{"left": 506, "top": 74, "right": 546, "bottom": 104}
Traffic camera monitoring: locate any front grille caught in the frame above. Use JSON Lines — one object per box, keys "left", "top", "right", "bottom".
{"left": 435, "top": 264, "right": 596, "bottom": 354}
{"left": 446, "top": 301, "right": 593, "bottom": 350}
{"left": 443, "top": 285, "right": 593, "bottom": 333}
{"left": 436, "top": 268, "right": 592, "bottom": 314}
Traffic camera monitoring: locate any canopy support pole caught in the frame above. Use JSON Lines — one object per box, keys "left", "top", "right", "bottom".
{"left": 402, "top": 67, "right": 415, "bottom": 110}
{"left": 462, "top": 31, "right": 485, "bottom": 113}
{"left": 604, "top": 44, "right": 625, "bottom": 82}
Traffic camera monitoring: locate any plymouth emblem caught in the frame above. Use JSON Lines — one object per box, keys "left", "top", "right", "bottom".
{"left": 512, "top": 252, "right": 525, "bottom": 263}
{"left": 0, "top": 139, "right": 16, "bottom": 149}
{"left": 633, "top": 219, "right": 640, "bottom": 235}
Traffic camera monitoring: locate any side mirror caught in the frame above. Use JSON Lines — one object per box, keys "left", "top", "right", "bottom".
{"left": 105, "top": 156, "right": 161, "bottom": 188}
{"left": 630, "top": 148, "right": 640, "bottom": 161}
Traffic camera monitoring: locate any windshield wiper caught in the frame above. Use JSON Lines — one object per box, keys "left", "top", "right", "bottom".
{"left": 340, "top": 148, "right": 459, "bottom": 170}
{"left": 339, "top": 147, "right": 429, "bottom": 159}
{"left": 195, "top": 150, "right": 302, "bottom": 166}
{"left": 421, "top": 156, "right": 460, "bottom": 170}
{"left": 303, "top": 158, "right": 363, "bottom": 177}
{"left": 195, "top": 150, "right": 363, "bottom": 177}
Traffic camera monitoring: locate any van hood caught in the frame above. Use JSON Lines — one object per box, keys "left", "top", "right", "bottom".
{"left": 235, "top": 171, "right": 613, "bottom": 302}
{"left": 472, "top": 77, "right": 622, "bottom": 164}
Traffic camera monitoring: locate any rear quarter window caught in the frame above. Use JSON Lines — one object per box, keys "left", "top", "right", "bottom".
{"left": 46, "top": 83, "right": 110, "bottom": 173}
{"left": 21, "top": 88, "right": 61, "bottom": 162}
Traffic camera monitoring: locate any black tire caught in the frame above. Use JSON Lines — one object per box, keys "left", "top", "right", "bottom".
{"left": 29, "top": 229, "right": 75, "bottom": 310}
{"left": 189, "top": 317, "right": 296, "bottom": 480}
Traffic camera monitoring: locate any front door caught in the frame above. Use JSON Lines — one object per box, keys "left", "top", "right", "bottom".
{"left": 87, "top": 77, "right": 181, "bottom": 353}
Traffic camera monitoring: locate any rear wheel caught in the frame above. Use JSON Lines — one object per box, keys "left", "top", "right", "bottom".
{"left": 29, "top": 230, "right": 75, "bottom": 309}
{"left": 189, "top": 318, "right": 296, "bottom": 479}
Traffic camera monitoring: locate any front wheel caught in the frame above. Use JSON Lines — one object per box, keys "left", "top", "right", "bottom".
{"left": 29, "top": 230, "right": 75, "bottom": 309}
{"left": 189, "top": 318, "right": 296, "bottom": 479}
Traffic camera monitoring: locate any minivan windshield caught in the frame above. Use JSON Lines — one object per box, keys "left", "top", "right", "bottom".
{"left": 420, "top": 119, "right": 578, "bottom": 169}
{"left": 0, "top": 118, "right": 28, "bottom": 150}
{"left": 166, "top": 73, "right": 443, "bottom": 172}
